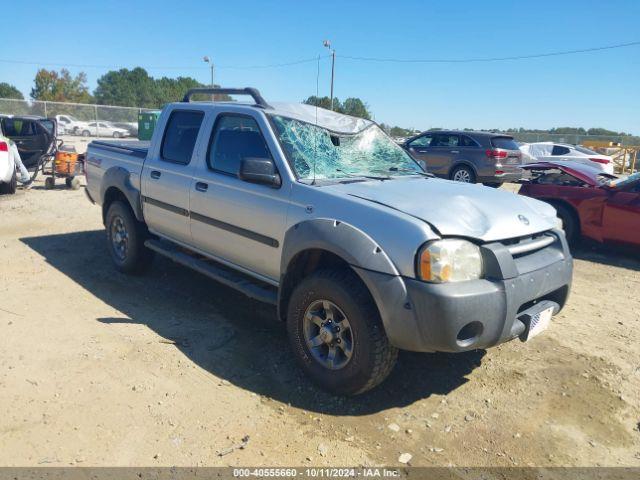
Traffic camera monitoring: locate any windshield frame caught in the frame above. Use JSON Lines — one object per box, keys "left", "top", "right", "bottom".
{"left": 266, "top": 113, "right": 424, "bottom": 183}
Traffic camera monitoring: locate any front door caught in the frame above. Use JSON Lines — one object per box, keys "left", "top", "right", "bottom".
{"left": 141, "top": 109, "right": 205, "bottom": 245}
{"left": 189, "top": 112, "right": 289, "bottom": 282}
{"left": 405, "top": 133, "right": 435, "bottom": 172}
{"left": 602, "top": 186, "right": 640, "bottom": 245}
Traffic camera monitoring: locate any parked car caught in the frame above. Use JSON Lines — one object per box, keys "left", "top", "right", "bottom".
{"left": 111, "top": 122, "right": 138, "bottom": 137}
{"left": 401, "top": 130, "right": 523, "bottom": 186}
{"left": 80, "top": 122, "right": 129, "bottom": 138}
{"left": 55, "top": 114, "right": 91, "bottom": 135}
{"left": 519, "top": 142, "right": 614, "bottom": 175}
{"left": 519, "top": 160, "right": 639, "bottom": 246}
{"left": 0, "top": 115, "right": 56, "bottom": 168}
{"left": 85, "top": 87, "right": 572, "bottom": 395}
{"left": 0, "top": 136, "right": 17, "bottom": 194}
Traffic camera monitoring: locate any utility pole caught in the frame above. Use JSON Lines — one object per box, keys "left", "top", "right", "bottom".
{"left": 323, "top": 40, "right": 335, "bottom": 110}
{"left": 203, "top": 56, "right": 215, "bottom": 99}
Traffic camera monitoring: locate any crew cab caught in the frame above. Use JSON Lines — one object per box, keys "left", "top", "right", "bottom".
{"left": 85, "top": 88, "right": 573, "bottom": 395}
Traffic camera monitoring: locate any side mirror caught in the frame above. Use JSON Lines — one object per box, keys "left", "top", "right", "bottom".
{"left": 239, "top": 157, "right": 281, "bottom": 188}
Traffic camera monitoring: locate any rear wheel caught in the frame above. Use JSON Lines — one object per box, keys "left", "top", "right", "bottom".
{"left": 65, "top": 177, "right": 80, "bottom": 190}
{"left": 450, "top": 165, "right": 476, "bottom": 183}
{"left": 82, "top": 130, "right": 90, "bottom": 137}
{"left": 286, "top": 268, "right": 398, "bottom": 395}
{"left": 105, "top": 201, "right": 154, "bottom": 274}
{"left": 44, "top": 176, "right": 55, "bottom": 190}
{"left": 0, "top": 168, "right": 17, "bottom": 195}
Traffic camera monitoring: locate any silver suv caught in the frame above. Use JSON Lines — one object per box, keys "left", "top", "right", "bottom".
{"left": 403, "top": 130, "right": 523, "bottom": 186}
{"left": 85, "top": 88, "right": 572, "bottom": 395}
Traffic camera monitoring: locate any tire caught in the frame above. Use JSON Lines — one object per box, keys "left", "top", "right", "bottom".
{"left": 450, "top": 165, "right": 476, "bottom": 183}
{"left": 65, "top": 177, "right": 81, "bottom": 190}
{"left": 113, "top": 132, "right": 121, "bottom": 138}
{"left": 483, "top": 182, "right": 501, "bottom": 188}
{"left": 44, "top": 176, "right": 55, "bottom": 190}
{"left": 286, "top": 268, "right": 398, "bottom": 396}
{"left": 553, "top": 202, "right": 580, "bottom": 246}
{"left": 105, "top": 201, "right": 154, "bottom": 274}
{"left": 0, "top": 168, "right": 17, "bottom": 195}
{"left": 82, "top": 130, "right": 91, "bottom": 137}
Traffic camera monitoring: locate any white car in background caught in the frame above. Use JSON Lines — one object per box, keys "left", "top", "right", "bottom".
{"left": 519, "top": 142, "right": 614, "bottom": 174}
{"left": 79, "top": 122, "right": 129, "bottom": 138}
{"left": 0, "top": 138, "right": 17, "bottom": 194}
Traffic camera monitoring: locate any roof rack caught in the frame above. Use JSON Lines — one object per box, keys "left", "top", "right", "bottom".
{"left": 181, "top": 87, "right": 271, "bottom": 109}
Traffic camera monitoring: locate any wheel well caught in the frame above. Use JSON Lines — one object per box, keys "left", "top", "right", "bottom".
{"left": 102, "top": 187, "right": 131, "bottom": 224}
{"left": 278, "top": 249, "right": 354, "bottom": 321}
{"left": 448, "top": 162, "right": 477, "bottom": 178}
{"left": 544, "top": 199, "right": 581, "bottom": 232}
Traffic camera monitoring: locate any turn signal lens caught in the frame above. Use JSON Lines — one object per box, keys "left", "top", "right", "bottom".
{"left": 417, "top": 239, "right": 483, "bottom": 283}
{"left": 0, "top": 142, "right": 8, "bottom": 152}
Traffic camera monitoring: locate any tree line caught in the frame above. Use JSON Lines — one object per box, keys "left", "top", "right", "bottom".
{"left": 0, "top": 71, "right": 636, "bottom": 140}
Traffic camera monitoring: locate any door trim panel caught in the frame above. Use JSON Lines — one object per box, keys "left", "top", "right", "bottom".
{"left": 142, "top": 196, "right": 189, "bottom": 217}
{"left": 190, "top": 211, "right": 279, "bottom": 248}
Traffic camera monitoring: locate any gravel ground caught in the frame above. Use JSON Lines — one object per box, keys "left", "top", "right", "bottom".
{"left": 0, "top": 179, "right": 639, "bottom": 467}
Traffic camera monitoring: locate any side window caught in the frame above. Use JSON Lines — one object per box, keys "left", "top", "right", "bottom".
{"left": 552, "top": 145, "right": 571, "bottom": 156}
{"left": 408, "top": 134, "right": 433, "bottom": 148}
{"left": 460, "top": 135, "right": 477, "bottom": 147}
{"left": 161, "top": 110, "right": 204, "bottom": 165}
{"left": 207, "top": 114, "right": 271, "bottom": 176}
{"left": 433, "top": 134, "right": 460, "bottom": 147}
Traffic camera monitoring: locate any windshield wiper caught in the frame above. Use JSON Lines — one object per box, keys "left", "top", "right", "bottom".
{"left": 386, "top": 167, "right": 435, "bottom": 177}
{"left": 335, "top": 169, "right": 391, "bottom": 181}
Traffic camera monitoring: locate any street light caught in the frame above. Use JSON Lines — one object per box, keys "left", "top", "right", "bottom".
{"left": 203, "top": 56, "right": 214, "bottom": 87}
{"left": 323, "top": 40, "right": 335, "bottom": 111}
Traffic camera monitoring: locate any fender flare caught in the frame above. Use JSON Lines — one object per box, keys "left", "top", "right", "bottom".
{"left": 100, "top": 166, "right": 143, "bottom": 221}
{"left": 280, "top": 218, "right": 399, "bottom": 278}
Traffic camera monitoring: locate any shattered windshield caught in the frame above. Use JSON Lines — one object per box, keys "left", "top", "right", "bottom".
{"left": 270, "top": 115, "right": 422, "bottom": 181}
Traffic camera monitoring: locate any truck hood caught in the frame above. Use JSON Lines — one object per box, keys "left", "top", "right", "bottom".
{"left": 327, "top": 177, "right": 557, "bottom": 242}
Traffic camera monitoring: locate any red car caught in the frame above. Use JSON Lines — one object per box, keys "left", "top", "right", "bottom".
{"left": 519, "top": 160, "right": 640, "bottom": 247}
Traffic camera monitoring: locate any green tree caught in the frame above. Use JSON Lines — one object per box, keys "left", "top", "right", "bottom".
{"left": 0, "top": 82, "right": 24, "bottom": 99}
{"left": 303, "top": 95, "right": 342, "bottom": 111}
{"left": 31, "top": 68, "right": 92, "bottom": 103}
{"left": 93, "top": 67, "right": 158, "bottom": 108}
{"left": 341, "top": 97, "right": 371, "bottom": 120}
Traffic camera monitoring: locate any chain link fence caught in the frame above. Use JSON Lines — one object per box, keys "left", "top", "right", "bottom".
{"left": 0, "top": 98, "right": 156, "bottom": 138}
{"left": 510, "top": 132, "right": 638, "bottom": 146}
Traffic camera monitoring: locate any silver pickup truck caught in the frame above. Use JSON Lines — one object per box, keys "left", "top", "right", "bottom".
{"left": 85, "top": 87, "right": 573, "bottom": 395}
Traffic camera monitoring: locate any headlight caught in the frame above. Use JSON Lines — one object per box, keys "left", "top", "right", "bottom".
{"left": 417, "top": 239, "right": 483, "bottom": 283}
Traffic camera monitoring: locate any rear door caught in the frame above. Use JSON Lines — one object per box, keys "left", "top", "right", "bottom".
{"left": 602, "top": 185, "right": 640, "bottom": 245}
{"left": 188, "top": 111, "right": 289, "bottom": 282}
{"left": 0, "top": 117, "right": 50, "bottom": 168}
{"left": 141, "top": 108, "right": 205, "bottom": 245}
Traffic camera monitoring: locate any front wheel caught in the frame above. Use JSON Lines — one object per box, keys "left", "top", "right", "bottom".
{"left": 286, "top": 269, "right": 398, "bottom": 395}
{"left": 450, "top": 165, "right": 476, "bottom": 183}
{"left": 553, "top": 202, "right": 580, "bottom": 246}
{"left": 105, "top": 201, "right": 154, "bottom": 274}
{"left": 82, "top": 130, "right": 91, "bottom": 137}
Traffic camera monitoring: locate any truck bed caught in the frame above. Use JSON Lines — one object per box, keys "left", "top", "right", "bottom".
{"left": 90, "top": 140, "right": 150, "bottom": 158}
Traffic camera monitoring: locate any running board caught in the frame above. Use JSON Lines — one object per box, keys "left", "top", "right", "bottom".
{"left": 145, "top": 239, "right": 277, "bottom": 305}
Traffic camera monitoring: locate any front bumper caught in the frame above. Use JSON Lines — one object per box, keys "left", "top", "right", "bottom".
{"left": 354, "top": 229, "right": 573, "bottom": 352}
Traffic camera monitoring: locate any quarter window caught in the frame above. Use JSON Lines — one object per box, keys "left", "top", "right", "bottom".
{"left": 207, "top": 115, "right": 272, "bottom": 176}
{"left": 160, "top": 110, "right": 204, "bottom": 165}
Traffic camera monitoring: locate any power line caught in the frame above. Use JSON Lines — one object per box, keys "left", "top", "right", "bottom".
{"left": 0, "top": 56, "right": 329, "bottom": 71}
{"left": 339, "top": 40, "right": 640, "bottom": 63}
{"left": 0, "top": 40, "right": 637, "bottom": 72}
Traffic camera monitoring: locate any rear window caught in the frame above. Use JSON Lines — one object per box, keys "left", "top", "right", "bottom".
{"left": 551, "top": 145, "right": 571, "bottom": 156}
{"left": 491, "top": 136, "right": 519, "bottom": 150}
{"left": 161, "top": 110, "right": 204, "bottom": 165}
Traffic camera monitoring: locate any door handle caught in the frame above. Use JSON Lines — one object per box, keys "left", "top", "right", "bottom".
{"left": 450, "top": 150, "right": 459, "bottom": 154}
{"left": 150, "top": 170, "right": 161, "bottom": 179}
{"left": 195, "top": 182, "right": 208, "bottom": 192}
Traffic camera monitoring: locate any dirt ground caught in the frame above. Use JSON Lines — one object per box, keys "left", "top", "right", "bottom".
{"left": 1, "top": 178, "right": 639, "bottom": 467}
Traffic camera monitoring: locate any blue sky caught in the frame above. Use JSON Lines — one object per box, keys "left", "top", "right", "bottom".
{"left": 1, "top": 0, "right": 639, "bottom": 133}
